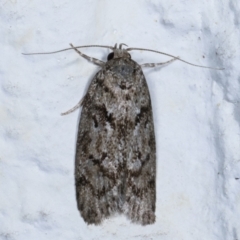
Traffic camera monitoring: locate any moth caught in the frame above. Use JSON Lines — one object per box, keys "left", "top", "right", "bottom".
{"left": 23, "top": 44, "right": 223, "bottom": 225}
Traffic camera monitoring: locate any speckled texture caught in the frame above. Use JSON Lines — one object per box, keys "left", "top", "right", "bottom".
{"left": 1, "top": 0, "right": 240, "bottom": 239}
{"left": 75, "top": 49, "right": 156, "bottom": 225}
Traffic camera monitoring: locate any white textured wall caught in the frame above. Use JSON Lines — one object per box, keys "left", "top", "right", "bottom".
{"left": 1, "top": 1, "right": 240, "bottom": 239}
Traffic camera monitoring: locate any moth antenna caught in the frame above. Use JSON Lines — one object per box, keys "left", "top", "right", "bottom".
{"left": 126, "top": 47, "right": 224, "bottom": 70}
{"left": 22, "top": 44, "right": 114, "bottom": 55}
{"left": 119, "top": 43, "right": 128, "bottom": 49}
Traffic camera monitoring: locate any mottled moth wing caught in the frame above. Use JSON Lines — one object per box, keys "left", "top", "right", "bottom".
{"left": 75, "top": 57, "right": 156, "bottom": 225}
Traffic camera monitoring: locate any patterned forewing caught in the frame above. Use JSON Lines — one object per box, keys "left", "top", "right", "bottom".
{"left": 75, "top": 58, "right": 156, "bottom": 225}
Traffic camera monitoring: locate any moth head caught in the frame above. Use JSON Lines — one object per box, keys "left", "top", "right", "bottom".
{"left": 107, "top": 43, "right": 131, "bottom": 61}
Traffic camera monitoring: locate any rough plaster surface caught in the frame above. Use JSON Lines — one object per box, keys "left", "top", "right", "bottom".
{"left": 0, "top": 1, "right": 240, "bottom": 239}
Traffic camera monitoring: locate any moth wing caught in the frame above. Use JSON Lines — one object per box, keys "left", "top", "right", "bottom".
{"left": 75, "top": 61, "right": 156, "bottom": 225}
{"left": 123, "top": 72, "right": 156, "bottom": 225}
{"left": 75, "top": 71, "right": 121, "bottom": 224}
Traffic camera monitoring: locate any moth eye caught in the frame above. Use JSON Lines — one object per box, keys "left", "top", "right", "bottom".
{"left": 107, "top": 52, "right": 114, "bottom": 61}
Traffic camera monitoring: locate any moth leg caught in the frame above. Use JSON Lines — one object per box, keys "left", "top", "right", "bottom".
{"left": 70, "top": 43, "right": 105, "bottom": 67}
{"left": 61, "top": 96, "right": 84, "bottom": 115}
{"left": 140, "top": 57, "right": 179, "bottom": 68}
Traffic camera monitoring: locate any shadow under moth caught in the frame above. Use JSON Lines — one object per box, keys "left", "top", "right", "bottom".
{"left": 23, "top": 43, "right": 223, "bottom": 225}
